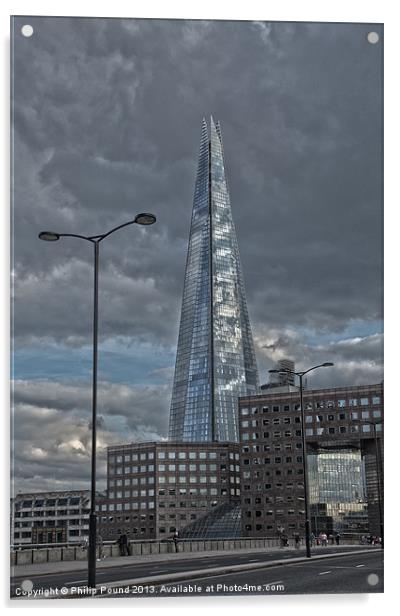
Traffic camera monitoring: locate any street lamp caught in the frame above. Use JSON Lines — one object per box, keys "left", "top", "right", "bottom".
{"left": 368, "top": 420, "right": 384, "bottom": 549}
{"left": 39, "top": 214, "right": 156, "bottom": 588}
{"left": 269, "top": 362, "right": 334, "bottom": 558}
{"left": 357, "top": 419, "right": 383, "bottom": 548}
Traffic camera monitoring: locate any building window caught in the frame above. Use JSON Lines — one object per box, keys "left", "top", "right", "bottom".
{"left": 372, "top": 396, "right": 381, "bottom": 405}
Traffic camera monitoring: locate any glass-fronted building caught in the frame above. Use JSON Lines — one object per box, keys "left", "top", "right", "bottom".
{"left": 169, "top": 117, "right": 259, "bottom": 443}
{"left": 308, "top": 445, "right": 369, "bottom": 535}
{"left": 238, "top": 383, "right": 383, "bottom": 537}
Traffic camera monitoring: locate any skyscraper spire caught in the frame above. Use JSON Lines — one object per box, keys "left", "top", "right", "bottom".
{"left": 169, "top": 118, "right": 259, "bottom": 442}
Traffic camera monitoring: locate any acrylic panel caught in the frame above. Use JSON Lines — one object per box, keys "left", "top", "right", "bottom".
{"left": 11, "top": 16, "right": 383, "bottom": 599}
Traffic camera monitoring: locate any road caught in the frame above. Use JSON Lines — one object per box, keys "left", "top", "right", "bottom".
{"left": 149, "top": 550, "right": 383, "bottom": 596}
{"left": 11, "top": 547, "right": 381, "bottom": 597}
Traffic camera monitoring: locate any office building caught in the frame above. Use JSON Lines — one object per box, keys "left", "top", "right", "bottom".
{"left": 11, "top": 490, "right": 93, "bottom": 545}
{"left": 97, "top": 441, "right": 241, "bottom": 540}
{"left": 238, "top": 383, "right": 383, "bottom": 537}
{"left": 169, "top": 117, "right": 259, "bottom": 443}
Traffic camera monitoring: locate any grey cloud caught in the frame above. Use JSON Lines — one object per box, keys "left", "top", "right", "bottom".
{"left": 12, "top": 17, "right": 382, "bottom": 350}
{"left": 12, "top": 378, "right": 169, "bottom": 493}
{"left": 11, "top": 17, "right": 383, "bottom": 490}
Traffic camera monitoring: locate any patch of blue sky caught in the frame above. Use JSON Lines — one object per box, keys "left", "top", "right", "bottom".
{"left": 298, "top": 319, "right": 383, "bottom": 347}
{"left": 12, "top": 340, "right": 175, "bottom": 385}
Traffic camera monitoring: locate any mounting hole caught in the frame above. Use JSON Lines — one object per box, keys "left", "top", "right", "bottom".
{"left": 21, "top": 24, "right": 34, "bottom": 37}
{"left": 21, "top": 579, "right": 33, "bottom": 592}
{"left": 367, "top": 573, "right": 379, "bottom": 586}
{"left": 367, "top": 32, "right": 379, "bottom": 44}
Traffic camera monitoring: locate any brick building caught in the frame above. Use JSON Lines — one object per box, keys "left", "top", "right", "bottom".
{"left": 238, "top": 383, "right": 383, "bottom": 538}
{"left": 97, "top": 441, "right": 241, "bottom": 540}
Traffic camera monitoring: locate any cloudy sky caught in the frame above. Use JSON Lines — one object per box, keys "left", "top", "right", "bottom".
{"left": 11, "top": 16, "right": 383, "bottom": 493}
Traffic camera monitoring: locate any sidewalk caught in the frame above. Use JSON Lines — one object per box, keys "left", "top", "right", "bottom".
{"left": 11, "top": 543, "right": 377, "bottom": 578}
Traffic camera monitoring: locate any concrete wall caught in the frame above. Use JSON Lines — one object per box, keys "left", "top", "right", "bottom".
{"left": 11, "top": 536, "right": 361, "bottom": 567}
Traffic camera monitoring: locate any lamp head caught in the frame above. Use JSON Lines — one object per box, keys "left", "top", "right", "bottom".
{"left": 322, "top": 362, "right": 334, "bottom": 367}
{"left": 38, "top": 231, "right": 60, "bottom": 241}
{"left": 134, "top": 213, "right": 156, "bottom": 226}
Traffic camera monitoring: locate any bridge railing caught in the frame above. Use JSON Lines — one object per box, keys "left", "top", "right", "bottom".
{"left": 10, "top": 534, "right": 367, "bottom": 567}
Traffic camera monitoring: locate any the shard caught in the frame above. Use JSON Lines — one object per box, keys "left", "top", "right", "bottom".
{"left": 169, "top": 117, "right": 259, "bottom": 442}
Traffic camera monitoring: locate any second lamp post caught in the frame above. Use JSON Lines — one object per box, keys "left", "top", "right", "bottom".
{"left": 269, "top": 362, "right": 334, "bottom": 558}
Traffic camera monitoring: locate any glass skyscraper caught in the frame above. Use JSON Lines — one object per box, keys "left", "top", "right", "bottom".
{"left": 169, "top": 117, "right": 259, "bottom": 443}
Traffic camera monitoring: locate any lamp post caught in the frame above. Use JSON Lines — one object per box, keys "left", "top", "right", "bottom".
{"left": 359, "top": 419, "right": 383, "bottom": 548}
{"left": 370, "top": 421, "right": 384, "bottom": 549}
{"left": 269, "top": 362, "right": 334, "bottom": 558}
{"left": 39, "top": 213, "right": 156, "bottom": 587}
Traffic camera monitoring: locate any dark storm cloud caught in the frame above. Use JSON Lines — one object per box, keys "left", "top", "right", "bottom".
{"left": 11, "top": 17, "right": 383, "bottom": 491}
{"left": 12, "top": 17, "right": 382, "bottom": 346}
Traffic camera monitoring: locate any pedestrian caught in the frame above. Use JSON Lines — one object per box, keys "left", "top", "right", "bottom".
{"left": 319, "top": 532, "right": 327, "bottom": 547}
{"left": 335, "top": 533, "right": 340, "bottom": 546}
{"left": 118, "top": 533, "right": 128, "bottom": 556}
{"left": 96, "top": 534, "right": 105, "bottom": 561}
{"left": 294, "top": 533, "right": 300, "bottom": 549}
{"left": 173, "top": 530, "right": 179, "bottom": 553}
{"left": 278, "top": 526, "right": 285, "bottom": 548}
{"left": 81, "top": 537, "right": 88, "bottom": 551}
{"left": 282, "top": 533, "right": 289, "bottom": 547}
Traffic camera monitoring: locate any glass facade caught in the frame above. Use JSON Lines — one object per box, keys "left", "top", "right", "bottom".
{"left": 308, "top": 446, "right": 368, "bottom": 534}
{"left": 169, "top": 117, "right": 259, "bottom": 442}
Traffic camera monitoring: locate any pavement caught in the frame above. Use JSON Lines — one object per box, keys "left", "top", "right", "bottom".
{"left": 10, "top": 544, "right": 381, "bottom": 599}
{"left": 11, "top": 542, "right": 373, "bottom": 578}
